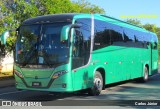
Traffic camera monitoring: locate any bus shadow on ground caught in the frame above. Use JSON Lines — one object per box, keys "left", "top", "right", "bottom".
{"left": 0, "top": 76, "right": 15, "bottom": 88}
{"left": 0, "top": 73, "right": 159, "bottom": 101}
{"left": 0, "top": 90, "right": 88, "bottom": 101}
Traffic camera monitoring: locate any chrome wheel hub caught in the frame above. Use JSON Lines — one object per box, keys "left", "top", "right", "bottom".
{"left": 94, "top": 77, "right": 102, "bottom": 90}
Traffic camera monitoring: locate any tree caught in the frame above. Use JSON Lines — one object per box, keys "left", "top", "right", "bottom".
{"left": 143, "top": 24, "right": 157, "bottom": 33}
{"left": 126, "top": 19, "right": 142, "bottom": 27}
{"left": 0, "top": 0, "right": 105, "bottom": 33}
{"left": 0, "top": 0, "right": 105, "bottom": 52}
{"left": 73, "top": 0, "right": 105, "bottom": 14}
{"left": 156, "top": 27, "right": 160, "bottom": 39}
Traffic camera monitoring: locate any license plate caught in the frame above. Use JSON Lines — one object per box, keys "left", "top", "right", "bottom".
{"left": 32, "top": 82, "right": 41, "bottom": 87}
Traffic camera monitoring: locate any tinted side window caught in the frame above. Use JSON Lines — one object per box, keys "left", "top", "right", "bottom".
{"left": 153, "top": 42, "right": 158, "bottom": 49}
{"left": 134, "top": 31, "right": 144, "bottom": 48}
{"left": 94, "top": 20, "right": 111, "bottom": 50}
{"left": 123, "top": 28, "right": 146, "bottom": 48}
{"left": 110, "top": 25, "right": 123, "bottom": 46}
{"left": 140, "top": 32, "right": 149, "bottom": 48}
{"left": 123, "top": 28, "right": 134, "bottom": 42}
{"left": 94, "top": 20, "right": 123, "bottom": 50}
{"left": 152, "top": 34, "right": 158, "bottom": 50}
{"left": 123, "top": 28, "right": 135, "bottom": 48}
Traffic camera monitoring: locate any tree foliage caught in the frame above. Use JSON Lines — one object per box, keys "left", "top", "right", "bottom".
{"left": 0, "top": 0, "right": 105, "bottom": 52}
{"left": 126, "top": 19, "right": 142, "bottom": 27}
{"left": 73, "top": 0, "right": 105, "bottom": 14}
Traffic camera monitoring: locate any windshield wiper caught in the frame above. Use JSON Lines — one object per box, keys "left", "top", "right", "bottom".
{"left": 22, "top": 45, "right": 37, "bottom": 67}
{"left": 42, "top": 50, "right": 54, "bottom": 68}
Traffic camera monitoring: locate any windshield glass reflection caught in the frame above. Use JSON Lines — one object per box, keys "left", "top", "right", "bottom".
{"left": 16, "top": 23, "right": 70, "bottom": 68}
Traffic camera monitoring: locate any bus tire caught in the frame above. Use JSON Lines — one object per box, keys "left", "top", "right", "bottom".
{"left": 138, "top": 66, "right": 149, "bottom": 82}
{"left": 143, "top": 66, "right": 149, "bottom": 82}
{"left": 88, "top": 71, "right": 103, "bottom": 96}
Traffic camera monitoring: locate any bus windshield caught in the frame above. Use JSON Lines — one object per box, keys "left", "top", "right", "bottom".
{"left": 15, "top": 22, "right": 70, "bottom": 68}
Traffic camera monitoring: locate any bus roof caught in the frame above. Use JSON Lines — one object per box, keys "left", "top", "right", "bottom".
{"left": 22, "top": 13, "right": 157, "bottom": 39}
{"left": 22, "top": 13, "right": 78, "bottom": 25}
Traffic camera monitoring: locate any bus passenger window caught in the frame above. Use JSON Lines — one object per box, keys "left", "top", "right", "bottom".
{"left": 110, "top": 30, "right": 123, "bottom": 43}
{"left": 146, "top": 42, "right": 151, "bottom": 49}
{"left": 94, "top": 20, "right": 111, "bottom": 50}
{"left": 153, "top": 42, "right": 157, "bottom": 49}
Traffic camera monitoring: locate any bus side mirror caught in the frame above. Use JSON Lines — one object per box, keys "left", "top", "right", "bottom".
{"left": 60, "top": 24, "right": 82, "bottom": 42}
{"left": 1, "top": 31, "right": 10, "bottom": 45}
{"left": 60, "top": 25, "right": 70, "bottom": 42}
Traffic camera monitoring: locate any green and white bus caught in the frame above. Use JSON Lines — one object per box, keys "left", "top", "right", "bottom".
{"left": 2, "top": 13, "right": 158, "bottom": 95}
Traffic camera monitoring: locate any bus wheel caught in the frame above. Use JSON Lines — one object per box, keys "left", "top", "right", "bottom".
{"left": 88, "top": 71, "right": 103, "bottom": 96}
{"left": 143, "top": 66, "right": 149, "bottom": 82}
{"left": 137, "top": 66, "right": 149, "bottom": 82}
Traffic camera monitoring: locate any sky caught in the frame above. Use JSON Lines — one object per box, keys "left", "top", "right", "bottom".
{"left": 75, "top": 0, "right": 160, "bottom": 27}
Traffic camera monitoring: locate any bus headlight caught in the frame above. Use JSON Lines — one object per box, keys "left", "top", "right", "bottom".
{"left": 14, "top": 70, "right": 24, "bottom": 78}
{"left": 52, "top": 70, "right": 68, "bottom": 79}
